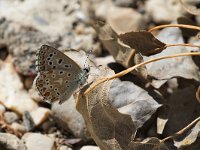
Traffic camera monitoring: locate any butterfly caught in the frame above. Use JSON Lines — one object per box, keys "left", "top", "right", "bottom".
{"left": 35, "top": 45, "right": 89, "bottom": 104}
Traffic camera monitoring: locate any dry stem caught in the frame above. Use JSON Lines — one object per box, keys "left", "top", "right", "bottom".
{"left": 84, "top": 52, "right": 200, "bottom": 94}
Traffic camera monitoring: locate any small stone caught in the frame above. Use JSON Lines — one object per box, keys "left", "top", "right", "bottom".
{"left": 0, "top": 133, "right": 27, "bottom": 150}
{"left": 145, "top": 0, "right": 185, "bottom": 23}
{"left": 0, "top": 104, "right": 6, "bottom": 113}
{"left": 11, "top": 122, "right": 27, "bottom": 133}
{"left": 30, "top": 107, "right": 51, "bottom": 126}
{"left": 59, "top": 145, "right": 72, "bottom": 150}
{"left": 0, "top": 62, "right": 38, "bottom": 114}
{"left": 80, "top": 146, "right": 100, "bottom": 150}
{"left": 4, "top": 111, "right": 19, "bottom": 124}
{"left": 52, "top": 96, "right": 91, "bottom": 140}
{"left": 23, "top": 133, "right": 54, "bottom": 150}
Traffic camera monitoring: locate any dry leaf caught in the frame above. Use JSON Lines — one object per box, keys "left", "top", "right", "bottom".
{"left": 174, "top": 120, "right": 200, "bottom": 148}
{"left": 129, "top": 137, "right": 169, "bottom": 150}
{"left": 119, "top": 31, "right": 166, "bottom": 56}
{"left": 92, "top": 20, "right": 135, "bottom": 68}
{"left": 134, "top": 52, "right": 148, "bottom": 79}
{"left": 179, "top": 0, "right": 200, "bottom": 16}
{"left": 109, "top": 79, "right": 161, "bottom": 129}
{"left": 76, "top": 67, "right": 136, "bottom": 150}
{"left": 177, "top": 16, "right": 199, "bottom": 40}
{"left": 143, "top": 27, "right": 200, "bottom": 88}
{"left": 157, "top": 105, "right": 170, "bottom": 134}
{"left": 196, "top": 86, "right": 200, "bottom": 103}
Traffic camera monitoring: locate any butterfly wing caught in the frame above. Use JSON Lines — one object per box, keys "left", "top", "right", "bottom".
{"left": 36, "top": 45, "right": 85, "bottom": 104}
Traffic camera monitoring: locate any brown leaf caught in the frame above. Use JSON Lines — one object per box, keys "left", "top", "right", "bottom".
{"left": 134, "top": 52, "right": 148, "bottom": 79}
{"left": 119, "top": 31, "right": 166, "bottom": 56}
{"left": 129, "top": 137, "right": 169, "bottom": 150}
{"left": 177, "top": 16, "right": 199, "bottom": 39}
{"left": 92, "top": 20, "right": 135, "bottom": 68}
{"left": 76, "top": 67, "right": 136, "bottom": 150}
{"left": 196, "top": 86, "right": 200, "bottom": 103}
{"left": 174, "top": 120, "right": 200, "bottom": 148}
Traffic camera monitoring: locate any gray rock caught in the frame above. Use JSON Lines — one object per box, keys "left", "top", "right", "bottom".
{"left": 59, "top": 145, "right": 73, "bottom": 150}
{"left": 4, "top": 111, "right": 19, "bottom": 124}
{"left": 52, "top": 96, "right": 91, "bottom": 140}
{"left": 80, "top": 145, "right": 100, "bottom": 150}
{"left": 0, "top": 104, "right": 6, "bottom": 113}
{"left": 145, "top": 0, "right": 185, "bottom": 23}
{"left": 0, "top": 133, "right": 27, "bottom": 150}
{"left": 23, "top": 133, "right": 55, "bottom": 150}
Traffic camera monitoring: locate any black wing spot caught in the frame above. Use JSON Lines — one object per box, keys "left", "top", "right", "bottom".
{"left": 58, "top": 59, "right": 62, "bottom": 64}
{"left": 65, "top": 80, "right": 68, "bottom": 83}
{"left": 46, "top": 79, "right": 49, "bottom": 82}
{"left": 67, "top": 85, "right": 70, "bottom": 87}
{"left": 49, "top": 62, "right": 52, "bottom": 65}
{"left": 53, "top": 66, "right": 56, "bottom": 69}
{"left": 50, "top": 85, "right": 53, "bottom": 89}
{"left": 59, "top": 71, "right": 63, "bottom": 74}
{"left": 49, "top": 53, "right": 53, "bottom": 57}
{"left": 57, "top": 92, "right": 60, "bottom": 95}
{"left": 54, "top": 52, "right": 56, "bottom": 55}
{"left": 47, "top": 57, "right": 51, "bottom": 60}
{"left": 67, "top": 73, "right": 71, "bottom": 76}
{"left": 52, "top": 74, "right": 55, "bottom": 78}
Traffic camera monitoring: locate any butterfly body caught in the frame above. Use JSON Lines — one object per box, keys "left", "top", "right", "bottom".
{"left": 35, "top": 45, "right": 89, "bottom": 104}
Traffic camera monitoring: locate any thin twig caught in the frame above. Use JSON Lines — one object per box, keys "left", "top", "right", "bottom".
{"left": 84, "top": 52, "right": 200, "bottom": 94}
{"left": 148, "top": 24, "right": 200, "bottom": 32}
{"left": 161, "top": 116, "right": 200, "bottom": 143}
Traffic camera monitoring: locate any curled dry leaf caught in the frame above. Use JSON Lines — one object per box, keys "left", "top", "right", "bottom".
{"left": 196, "top": 86, "right": 200, "bottom": 103}
{"left": 179, "top": 0, "right": 200, "bottom": 16}
{"left": 143, "top": 27, "right": 200, "bottom": 88}
{"left": 134, "top": 52, "right": 148, "bottom": 80}
{"left": 129, "top": 137, "right": 169, "bottom": 150}
{"left": 119, "top": 31, "right": 166, "bottom": 56}
{"left": 76, "top": 67, "right": 136, "bottom": 150}
{"left": 92, "top": 21, "right": 149, "bottom": 80}
{"left": 92, "top": 20, "right": 135, "bottom": 68}
{"left": 174, "top": 120, "right": 200, "bottom": 148}
{"left": 177, "top": 17, "right": 199, "bottom": 40}
{"left": 76, "top": 65, "right": 161, "bottom": 149}
{"left": 109, "top": 79, "right": 161, "bottom": 129}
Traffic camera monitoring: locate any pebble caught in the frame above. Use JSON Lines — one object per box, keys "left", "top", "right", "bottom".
{"left": 145, "top": 0, "right": 185, "bottom": 23}
{"left": 52, "top": 96, "right": 91, "bottom": 140}
{"left": 0, "top": 133, "right": 27, "bottom": 150}
{"left": 80, "top": 146, "right": 100, "bottom": 150}
{"left": 107, "top": 6, "right": 146, "bottom": 34}
{"left": 23, "top": 133, "right": 55, "bottom": 150}
{"left": 30, "top": 107, "right": 51, "bottom": 126}
{"left": 11, "top": 122, "right": 27, "bottom": 133}
{"left": 4, "top": 111, "right": 19, "bottom": 124}
{"left": 59, "top": 145, "right": 73, "bottom": 150}
{"left": 0, "top": 62, "right": 38, "bottom": 114}
{"left": 0, "top": 104, "right": 6, "bottom": 113}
